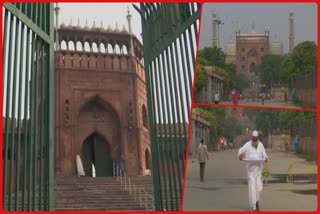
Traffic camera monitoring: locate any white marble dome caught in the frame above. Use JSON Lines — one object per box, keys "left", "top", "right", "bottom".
{"left": 224, "top": 40, "right": 236, "bottom": 56}
{"left": 270, "top": 39, "right": 283, "bottom": 55}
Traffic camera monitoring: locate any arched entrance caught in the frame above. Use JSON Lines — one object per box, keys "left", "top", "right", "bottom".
{"left": 82, "top": 132, "right": 113, "bottom": 177}
{"left": 250, "top": 62, "right": 256, "bottom": 73}
{"left": 145, "top": 149, "right": 151, "bottom": 170}
{"left": 247, "top": 49, "right": 259, "bottom": 73}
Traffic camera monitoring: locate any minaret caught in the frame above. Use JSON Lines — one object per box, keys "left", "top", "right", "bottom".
{"left": 289, "top": 10, "right": 294, "bottom": 53}
{"left": 126, "top": 6, "right": 134, "bottom": 56}
{"left": 54, "top": 3, "right": 60, "bottom": 50}
{"left": 212, "top": 11, "right": 218, "bottom": 48}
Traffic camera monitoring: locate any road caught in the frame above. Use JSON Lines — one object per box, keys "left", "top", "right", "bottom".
{"left": 183, "top": 149, "right": 317, "bottom": 211}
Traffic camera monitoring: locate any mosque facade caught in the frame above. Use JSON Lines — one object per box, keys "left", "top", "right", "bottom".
{"left": 224, "top": 25, "right": 284, "bottom": 74}
{"left": 212, "top": 11, "right": 294, "bottom": 74}
{"left": 54, "top": 6, "right": 151, "bottom": 177}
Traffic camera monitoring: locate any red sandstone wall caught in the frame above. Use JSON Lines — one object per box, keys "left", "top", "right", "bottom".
{"left": 55, "top": 51, "right": 148, "bottom": 177}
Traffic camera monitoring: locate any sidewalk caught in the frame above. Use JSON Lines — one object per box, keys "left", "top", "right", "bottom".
{"left": 265, "top": 149, "right": 317, "bottom": 183}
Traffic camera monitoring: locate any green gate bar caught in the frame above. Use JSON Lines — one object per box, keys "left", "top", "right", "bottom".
{"left": 2, "top": 3, "right": 54, "bottom": 211}
{"left": 134, "top": 3, "right": 200, "bottom": 211}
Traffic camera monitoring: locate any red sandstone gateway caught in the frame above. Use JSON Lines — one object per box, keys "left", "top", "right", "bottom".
{"left": 54, "top": 16, "right": 151, "bottom": 177}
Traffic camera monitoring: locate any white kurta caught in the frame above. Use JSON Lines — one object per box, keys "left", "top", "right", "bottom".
{"left": 238, "top": 141, "right": 268, "bottom": 210}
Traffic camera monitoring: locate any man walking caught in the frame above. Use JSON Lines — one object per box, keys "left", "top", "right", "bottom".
{"left": 238, "top": 130, "right": 268, "bottom": 211}
{"left": 198, "top": 138, "right": 209, "bottom": 182}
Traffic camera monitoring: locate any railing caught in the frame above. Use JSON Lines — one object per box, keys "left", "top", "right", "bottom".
{"left": 113, "top": 163, "right": 155, "bottom": 210}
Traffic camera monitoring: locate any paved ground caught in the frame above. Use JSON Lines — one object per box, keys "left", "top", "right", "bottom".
{"left": 183, "top": 149, "right": 317, "bottom": 211}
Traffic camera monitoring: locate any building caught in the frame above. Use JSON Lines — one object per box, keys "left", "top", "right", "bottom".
{"left": 220, "top": 12, "right": 294, "bottom": 73}
{"left": 235, "top": 24, "right": 271, "bottom": 74}
{"left": 195, "top": 66, "right": 224, "bottom": 103}
{"left": 54, "top": 9, "right": 150, "bottom": 177}
{"left": 189, "top": 109, "right": 210, "bottom": 155}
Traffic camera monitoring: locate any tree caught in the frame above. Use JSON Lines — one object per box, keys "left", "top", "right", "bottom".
{"left": 222, "top": 116, "right": 242, "bottom": 140}
{"left": 197, "top": 47, "right": 251, "bottom": 97}
{"left": 198, "top": 47, "right": 225, "bottom": 67}
{"left": 258, "top": 54, "right": 284, "bottom": 88}
{"left": 195, "top": 57, "right": 208, "bottom": 93}
{"left": 291, "top": 41, "right": 317, "bottom": 76}
{"left": 231, "top": 73, "right": 250, "bottom": 93}
{"left": 280, "top": 41, "right": 317, "bottom": 80}
{"left": 255, "top": 110, "right": 281, "bottom": 134}
{"left": 243, "top": 109, "right": 281, "bottom": 134}
{"left": 278, "top": 111, "right": 316, "bottom": 128}
{"left": 197, "top": 106, "right": 226, "bottom": 139}
{"left": 280, "top": 55, "right": 296, "bottom": 81}
{"left": 197, "top": 108, "right": 219, "bottom": 138}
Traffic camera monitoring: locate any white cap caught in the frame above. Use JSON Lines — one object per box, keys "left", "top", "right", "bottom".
{"left": 252, "top": 130, "right": 259, "bottom": 137}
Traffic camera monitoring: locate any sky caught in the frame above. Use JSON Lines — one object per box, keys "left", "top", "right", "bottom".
{"left": 56, "top": 3, "right": 143, "bottom": 43}
{"left": 199, "top": 3, "right": 317, "bottom": 53}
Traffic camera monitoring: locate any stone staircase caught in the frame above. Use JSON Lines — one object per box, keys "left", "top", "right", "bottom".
{"left": 131, "top": 176, "right": 183, "bottom": 211}
{"left": 55, "top": 176, "right": 152, "bottom": 211}
{"left": 4, "top": 176, "right": 184, "bottom": 211}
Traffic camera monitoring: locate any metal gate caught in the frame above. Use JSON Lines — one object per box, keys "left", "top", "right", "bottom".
{"left": 134, "top": 3, "right": 200, "bottom": 211}
{"left": 2, "top": 3, "right": 54, "bottom": 211}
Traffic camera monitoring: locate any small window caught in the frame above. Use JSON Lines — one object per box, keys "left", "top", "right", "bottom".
{"left": 242, "top": 56, "right": 245, "bottom": 61}
{"left": 261, "top": 47, "right": 264, "bottom": 52}
{"left": 242, "top": 48, "right": 245, "bottom": 52}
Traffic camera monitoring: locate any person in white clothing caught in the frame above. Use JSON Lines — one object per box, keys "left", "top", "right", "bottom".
{"left": 214, "top": 92, "right": 220, "bottom": 104}
{"left": 238, "top": 130, "right": 268, "bottom": 211}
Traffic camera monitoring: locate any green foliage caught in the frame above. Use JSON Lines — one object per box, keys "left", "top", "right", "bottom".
{"left": 278, "top": 111, "right": 317, "bottom": 128}
{"left": 196, "top": 108, "right": 219, "bottom": 137}
{"left": 280, "top": 41, "right": 317, "bottom": 80}
{"left": 221, "top": 116, "right": 242, "bottom": 140}
{"left": 197, "top": 48, "right": 250, "bottom": 96}
{"left": 231, "top": 73, "right": 250, "bottom": 92}
{"left": 243, "top": 109, "right": 283, "bottom": 133}
{"left": 280, "top": 55, "right": 296, "bottom": 81}
{"left": 198, "top": 47, "right": 225, "bottom": 67}
{"left": 195, "top": 107, "right": 244, "bottom": 143}
{"left": 243, "top": 109, "right": 316, "bottom": 135}
{"left": 195, "top": 60, "right": 208, "bottom": 93}
{"left": 254, "top": 110, "right": 281, "bottom": 134}
{"left": 259, "top": 54, "right": 284, "bottom": 88}
{"left": 197, "top": 56, "right": 209, "bottom": 66}
{"left": 291, "top": 41, "right": 317, "bottom": 76}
